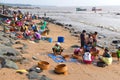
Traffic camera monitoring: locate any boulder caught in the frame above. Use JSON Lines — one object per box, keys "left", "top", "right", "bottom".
{"left": 39, "top": 75, "right": 51, "bottom": 80}
{"left": 28, "top": 65, "right": 43, "bottom": 73}
{"left": 20, "top": 58, "right": 30, "bottom": 64}
{"left": 27, "top": 71, "right": 41, "bottom": 79}
{"left": 0, "top": 44, "right": 20, "bottom": 56}
{"left": 1, "top": 59, "right": 18, "bottom": 69}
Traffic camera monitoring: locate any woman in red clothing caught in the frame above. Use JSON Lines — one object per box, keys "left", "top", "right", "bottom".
{"left": 74, "top": 46, "right": 84, "bottom": 56}
{"left": 90, "top": 46, "right": 99, "bottom": 59}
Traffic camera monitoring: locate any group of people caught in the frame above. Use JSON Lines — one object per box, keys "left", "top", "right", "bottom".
{"left": 3, "top": 9, "right": 120, "bottom": 67}
{"left": 2, "top": 10, "right": 49, "bottom": 41}
{"left": 52, "top": 30, "right": 114, "bottom": 66}
{"left": 77, "top": 30, "right": 114, "bottom": 65}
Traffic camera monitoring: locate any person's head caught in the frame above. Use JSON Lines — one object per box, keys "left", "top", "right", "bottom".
{"left": 55, "top": 42, "right": 61, "bottom": 46}
{"left": 105, "top": 47, "right": 109, "bottom": 52}
{"left": 91, "top": 46, "right": 95, "bottom": 49}
{"left": 94, "top": 32, "right": 98, "bottom": 35}
{"left": 82, "top": 30, "right": 86, "bottom": 33}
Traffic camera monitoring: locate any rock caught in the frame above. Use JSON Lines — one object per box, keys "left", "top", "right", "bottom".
{"left": 27, "top": 71, "right": 41, "bottom": 79}
{"left": 2, "top": 59, "right": 18, "bottom": 69}
{"left": 65, "top": 24, "right": 68, "bottom": 26}
{"left": 0, "top": 44, "right": 20, "bottom": 56}
{"left": 20, "top": 58, "right": 30, "bottom": 64}
{"left": 6, "top": 56, "right": 23, "bottom": 62}
{"left": 4, "top": 42, "right": 12, "bottom": 47}
{"left": 4, "top": 52, "right": 15, "bottom": 56}
{"left": 0, "top": 57, "right": 4, "bottom": 68}
{"left": 69, "top": 24, "right": 72, "bottom": 27}
{"left": 15, "top": 41, "right": 22, "bottom": 44}
{"left": 22, "top": 43, "right": 28, "bottom": 49}
{"left": 28, "top": 66, "right": 43, "bottom": 73}
{"left": 39, "top": 75, "right": 51, "bottom": 80}
{"left": 56, "top": 22, "right": 64, "bottom": 26}
{"left": 28, "top": 65, "right": 37, "bottom": 72}
{"left": 16, "top": 47, "right": 24, "bottom": 50}
{"left": 32, "top": 56, "right": 39, "bottom": 61}
{"left": 0, "top": 35, "right": 11, "bottom": 43}
{"left": 9, "top": 33, "right": 16, "bottom": 39}
{"left": 35, "top": 67, "right": 42, "bottom": 73}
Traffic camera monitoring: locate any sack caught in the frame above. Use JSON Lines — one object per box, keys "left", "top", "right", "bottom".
{"left": 97, "top": 61, "right": 106, "bottom": 67}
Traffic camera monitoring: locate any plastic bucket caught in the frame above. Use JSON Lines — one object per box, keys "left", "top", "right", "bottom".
{"left": 48, "top": 37, "right": 53, "bottom": 43}
{"left": 58, "top": 36, "right": 64, "bottom": 43}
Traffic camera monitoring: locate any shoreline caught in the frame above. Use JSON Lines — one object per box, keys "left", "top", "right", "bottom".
{"left": 44, "top": 17, "right": 120, "bottom": 49}
{"left": 0, "top": 7, "right": 120, "bottom": 80}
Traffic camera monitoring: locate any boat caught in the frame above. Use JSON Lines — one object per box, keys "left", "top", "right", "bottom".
{"left": 76, "top": 8, "right": 87, "bottom": 11}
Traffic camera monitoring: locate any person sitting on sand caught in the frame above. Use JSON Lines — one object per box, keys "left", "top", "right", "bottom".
{"left": 116, "top": 47, "right": 120, "bottom": 61}
{"left": 23, "top": 29, "right": 31, "bottom": 39}
{"left": 34, "top": 31, "right": 41, "bottom": 40}
{"left": 52, "top": 42, "right": 64, "bottom": 55}
{"left": 90, "top": 46, "right": 99, "bottom": 58}
{"left": 98, "top": 47, "right": 112, "bottom": 65}
{"left": 83, "top": 50, "right": 92, "bottom": 64}
{"left": 74, "top": 46, "right": 84, "bottom": 56}
{"left": 31, "top": 23, "right": 38, "bottom": 31}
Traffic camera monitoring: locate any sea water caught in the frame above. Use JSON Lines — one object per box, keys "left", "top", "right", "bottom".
{"left": 16, "top": 6, "right": 120, "bottom": 47}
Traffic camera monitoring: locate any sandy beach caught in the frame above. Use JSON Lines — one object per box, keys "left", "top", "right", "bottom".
{"left": 0, "top": 19, "right": 119, "bottom": 80}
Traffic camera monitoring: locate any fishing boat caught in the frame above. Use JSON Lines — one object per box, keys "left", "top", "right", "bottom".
{"left": 76, "top": 8, "right": 87, "bottom": 11}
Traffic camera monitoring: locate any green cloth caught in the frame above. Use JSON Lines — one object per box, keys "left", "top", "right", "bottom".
{"left": 52, "top": 46, "right": 61, "bottom": 52}
{"left": 43, "top": 21, "right": 47, "bottom": 26}
{"left": 117, "top": 50, "right": 120, "bottom": 58}
{"left": 40, "top": 25, "right": 45, "bottom": 30}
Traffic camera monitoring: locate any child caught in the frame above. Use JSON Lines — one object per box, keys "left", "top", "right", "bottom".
{"left": 116, "top": 47, "right": 120, "bottom": 61}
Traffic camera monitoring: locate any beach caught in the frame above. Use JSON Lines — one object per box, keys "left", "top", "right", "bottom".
{"left": 0, "top": 5, "right": 120, "bottom": 80}
{"left": 0, "top": 19, "right": 119, "bottom": 80}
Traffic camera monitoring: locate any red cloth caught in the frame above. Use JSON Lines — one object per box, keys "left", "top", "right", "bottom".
{"left": 83, "top": 56, "right": 94, "bottom": 64}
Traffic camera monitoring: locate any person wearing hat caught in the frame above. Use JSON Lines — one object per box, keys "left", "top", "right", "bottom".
{"left": 116, "top": 47, "right": 120, "bottom": 61}
{"left": 52, "top": 42, "right": 64, "bottom": 55}
{"left": 98, "top": 47, "right": 112, "bottom": 65}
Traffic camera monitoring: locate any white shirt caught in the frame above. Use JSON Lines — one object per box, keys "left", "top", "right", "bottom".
{"left": 83, "top": 52, "right": 92, "bottom": 61}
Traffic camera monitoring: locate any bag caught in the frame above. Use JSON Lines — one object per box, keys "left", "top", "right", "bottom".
{"left": 97, "top": 61, "right": 106, "bottom": 67}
